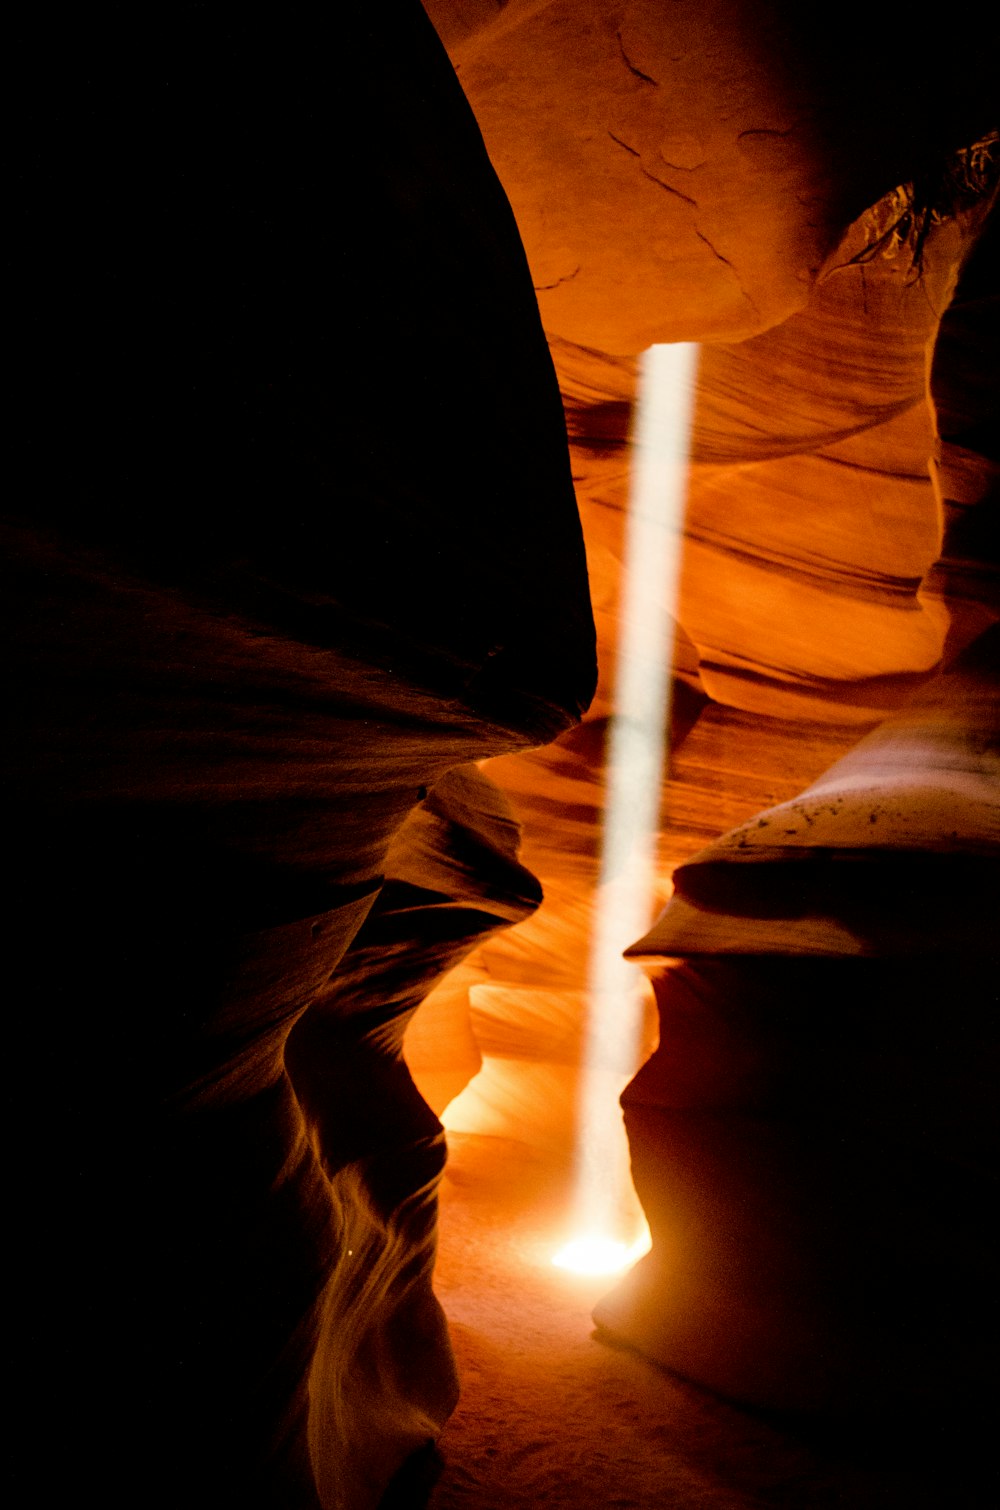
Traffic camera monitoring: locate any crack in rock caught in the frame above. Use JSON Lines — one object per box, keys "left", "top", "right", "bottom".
{"left": 641, "top": 165, "right": 698, "bottom": 207}
{"left": 608, "top": 129, "right": 641, "bottom": 159}
{"left": 737, "top": 125, "right": 797, "bottom": 142}
{"left": 616, "top": 29, "right": 658, "bottom": 86}
{"left": 533, "top": 265, "right": 581, "bottom": 291}
{"left": 694, "top": 227, "right": 762, "bottom": 318}
{"left": 610, "top": 132, "right": 699, "bottom": 206}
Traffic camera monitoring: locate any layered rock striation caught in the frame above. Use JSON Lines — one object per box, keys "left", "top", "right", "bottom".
{"left": 424, "top": 0, "right": 999, "bottom": 1441}
{"left": 8, "top": 2, "right": 999, "bottom": 1502}
{"left": 596, "top": 627, "right": 1000, "bottom": 1417}
{"left": 8, "top": 8, "right": 595, "bottom": 1508}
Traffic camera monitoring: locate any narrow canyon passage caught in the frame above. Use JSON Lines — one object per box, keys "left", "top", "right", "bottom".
{"left": 398, "top": 1132, "right": 987, "bottom": 1510}
{"left": 10, "top": 8, "right": 997, "bottom": 1507}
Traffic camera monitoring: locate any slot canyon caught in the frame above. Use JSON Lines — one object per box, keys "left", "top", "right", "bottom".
{"left": 8, "top": 5, "right": 998, "bottom": 1508}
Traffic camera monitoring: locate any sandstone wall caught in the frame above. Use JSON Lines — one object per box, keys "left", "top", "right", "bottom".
{"left": 8, "top": 9, "right": 595, "bottom": 1507}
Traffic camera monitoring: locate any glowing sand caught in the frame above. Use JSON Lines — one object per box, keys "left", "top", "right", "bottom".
{"left": 552, "top": 1232, "right": 652, "bottom": 1276}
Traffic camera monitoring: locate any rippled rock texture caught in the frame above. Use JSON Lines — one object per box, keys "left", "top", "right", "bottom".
{"left": 9, "top": 8, "right": 594, "bottom": 1508}
{"left": 425, "top": 0, "right": 999, "bottom": 1447}
{"left": 285, "top": 766, "right": 544, "bottom": 1507}
{"left": 595, "top": 629, "right": 1000, "bottom": 1415}
{"left": 9, "top": 1, "right": 1000, "bottom": 1504}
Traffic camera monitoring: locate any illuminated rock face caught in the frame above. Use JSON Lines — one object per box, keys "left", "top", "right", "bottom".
{"left": 9, "top": 3, "right": 999, "bottom": 1507}
{"left": 594, "top": 631, "right": 1000, "bottom": 1415}
{"left": 585, "top": 200, "right": 999, "bottom": 1419}
{"left": 284, "top": 766, "right": 543, "bottom": 1507}
{"left": 424, "top": 0, "right": 995, "bottom": 354}
{"left": 427, "top": 0, "right": 849, "bottom": 351}
{"left": 423, "top": 0, "right": 999, "bottom": 1441}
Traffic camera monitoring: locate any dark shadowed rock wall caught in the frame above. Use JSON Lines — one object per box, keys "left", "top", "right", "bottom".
{"left": 597, "top": 626, "right": 1000, "bottom": 1419}
{"left": 7, "top": 8, "right": 595, "bottom": 1507}
{"left": 8, "top": 0, "right": 999, "bottom": 1499}
{"left": 284, "top": 766, "right": 542, "bottom": 1507}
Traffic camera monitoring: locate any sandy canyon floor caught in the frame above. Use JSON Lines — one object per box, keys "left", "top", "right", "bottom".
{"left": 381, "top": 1132, "right": 994, "bottom": 1510}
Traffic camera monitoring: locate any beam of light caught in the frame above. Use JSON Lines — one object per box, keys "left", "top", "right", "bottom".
{"left": 551, "top": 1234, "right": 650, "bottom": 1277}
{"left": 554, "top": 342, "right": 699, "bottom": 1278}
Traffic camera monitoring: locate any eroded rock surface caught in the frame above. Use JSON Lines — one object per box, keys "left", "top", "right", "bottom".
{"left": 423, "top": 0, "right": 999, "bottom": 1449}
{"left": 594, "top": 627, "right": 1000, "bottom": 1417}
{"left": 424, "top": 1, "right": 995, "bottom": 353}
{"left": 285, "top": 766, "right": 543, "bottom": 1508}
{"left": 8, "top": 8, "right": 595, "bottom": 1508}
{"left": 9, "top": 1, "right": 999, "bottom": 1502}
